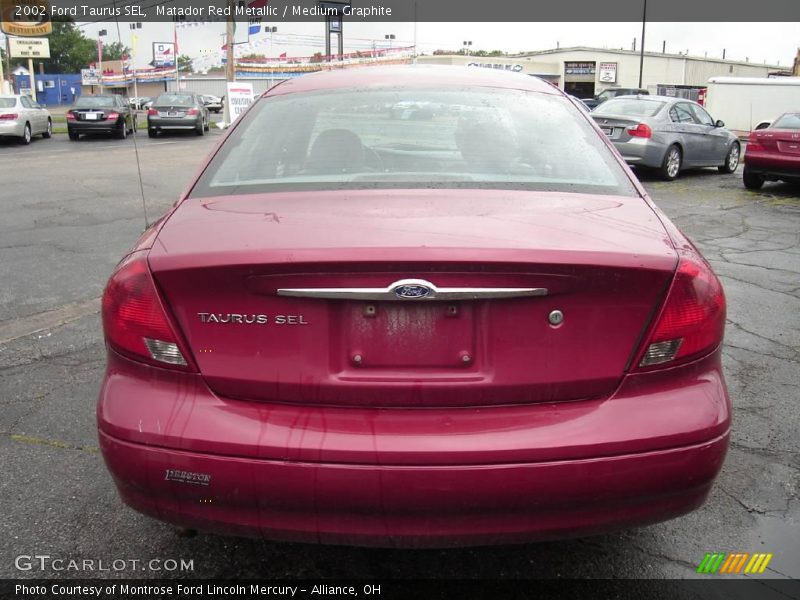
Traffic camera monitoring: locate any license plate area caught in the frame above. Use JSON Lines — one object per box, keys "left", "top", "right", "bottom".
{"left": 340, "top": 302, "right": 475, "bottom": 369}
{"left": 601, "top": 127, "right": 613, "bottom": 136}
{"left": 777, "top": 141, "right": 800, "bottom": 155}
{"left": 85, "top": 112, "right": 99, "bottom": 120}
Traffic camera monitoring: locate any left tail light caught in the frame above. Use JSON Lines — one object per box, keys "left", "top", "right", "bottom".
{"left": 147, "top": 108, "right": 157, "bottom": 116}
{"left": 65, "top": 111, "right": 76, "bottom": 121}
{"left": 634, "top": 248, "right": 725, "bottom": 370}
{"left": 102, "top": 252, "right": 196, "bottom": 371}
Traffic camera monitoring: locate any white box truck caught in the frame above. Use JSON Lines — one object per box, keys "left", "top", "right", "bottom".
{"left": 704, "top": 77, "right": 800, "bottom": 135}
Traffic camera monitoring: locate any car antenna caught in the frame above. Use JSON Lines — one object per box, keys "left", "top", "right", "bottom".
{"left": 113, "top": 5, "right": 149, "bottom": 229}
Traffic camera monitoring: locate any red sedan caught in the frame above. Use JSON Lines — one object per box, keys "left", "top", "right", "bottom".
{"left": 743, "top": 112, "right": 800, "bottom": 189}
{"left": 97, "top": 66, "right": 730, "bottom": 547}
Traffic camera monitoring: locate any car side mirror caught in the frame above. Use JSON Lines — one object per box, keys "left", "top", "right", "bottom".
{"left": 715, "top": 120, "right": 725, "bottom": 128}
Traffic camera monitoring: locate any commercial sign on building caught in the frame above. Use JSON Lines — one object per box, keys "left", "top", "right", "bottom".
{"left": 598, "top": 62, "right": 618, "bottom": 83}
{"left": 0, "top": 0, "right": 52, "bottom": 36}
{"left": 81, "top": 67, "right": 100, "bottom": 86}
{"left": 153, "top": 42, "right": 176, "bottom": 68}
{"left": 468, "top": 62, "right": 524, "bottom": 72}
{"left": 564, "top": 61, "right": 596, "bottom": 75}
{"left": 9, "top": 36, "right": 50, "bottom": 58}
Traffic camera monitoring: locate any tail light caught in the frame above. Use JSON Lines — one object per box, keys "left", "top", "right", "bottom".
{"left": 106, "top": 111, "right": 119, "bottom": 120}
{"left": 634, "top": 250, "right": 725, "bottom": 369}
{"left": 102, "top": 252, "right": 196, "bottom": 371}
{"left": 65, "top": 111, "right": 76, "bottom": 121}
{"left": 0, "top": 113, "right": 18, "bottom": 120}
{"left": 627, "top": 123, "right": 652, "bottom": 138}
{"left": 747, "top": 132, "right": 764, "bottom": 153}
{"left": 147, "top": 108, "right": 157, "bottom": 116}
{"left": 187, "top": 108, "right": 199, "bottom": 115}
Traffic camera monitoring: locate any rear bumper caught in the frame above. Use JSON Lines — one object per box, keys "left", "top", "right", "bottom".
{"left": 68, "top": 121, "right": 120, "bottom": 134}
{"left": 148, "top": 116, "right": 200, "bottom": 130}
{"left": 98, "top": 349, "right": 731, "bottom": 547}
{"left": 0, "top": 121, "right": 25, "bottom": 137}
{"left": 611, "top": 138, "right": 667, "bottom": 168}
{"left": 744, "top": 153, "right": 800, "bottom": 180}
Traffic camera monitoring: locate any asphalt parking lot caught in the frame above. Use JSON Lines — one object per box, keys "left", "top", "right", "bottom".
{"left": 0, "top": 131, "right": 798, "bottom": 582}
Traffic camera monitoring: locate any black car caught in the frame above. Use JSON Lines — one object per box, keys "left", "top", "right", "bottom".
{"left": 147, "top": 93, "right": 210, "bottom": 137}
{"left": 66, "top": 95, "right": 135, "bottom": 140}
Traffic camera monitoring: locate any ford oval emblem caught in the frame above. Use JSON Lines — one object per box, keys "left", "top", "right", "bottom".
{"left": 394, "top": 284, "right": 432, "bottom": 299}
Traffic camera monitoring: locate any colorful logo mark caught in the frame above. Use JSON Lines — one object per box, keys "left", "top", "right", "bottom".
{"left": 697, "top": 552, "right": 774, "bottom": 574}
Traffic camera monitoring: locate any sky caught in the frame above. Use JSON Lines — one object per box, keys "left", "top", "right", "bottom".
{"left": 4, "top": 21, "right": 799, "bottom": 70}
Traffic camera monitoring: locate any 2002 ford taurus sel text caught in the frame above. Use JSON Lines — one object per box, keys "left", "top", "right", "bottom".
{"left": 97, "top": 66, "right": 730, "bottom": 547}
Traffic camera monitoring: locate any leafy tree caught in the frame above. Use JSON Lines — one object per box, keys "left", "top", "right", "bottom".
{"left": 177, "top": 54, "right": 193, "bottom": 72}
{"left": 101, "top": 41, "right": 131, "bottom": 62}
{"left": 39, "top": 17, "right": 96, "bottom": 73}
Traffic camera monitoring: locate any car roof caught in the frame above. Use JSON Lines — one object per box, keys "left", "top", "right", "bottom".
{"left": 607, "top": 94, "right": 699, "bottom": 104}
{"left": 267, "top": 65, "right": 560, "bottom": 97}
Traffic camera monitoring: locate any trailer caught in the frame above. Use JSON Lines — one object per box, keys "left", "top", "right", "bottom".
{"left": 704, "top": 77, "right": 800, "bottom": 135}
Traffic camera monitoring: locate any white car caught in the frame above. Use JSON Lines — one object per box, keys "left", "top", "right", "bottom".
{"left": 0, "top": 94, "right": 52, "bottom": 144}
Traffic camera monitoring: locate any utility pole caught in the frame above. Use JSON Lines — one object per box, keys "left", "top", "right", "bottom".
{"left": 637, "top": 0, "right": 646, "bottom": 88}
{"left": 0, "top": 34, "right": 5, "bottom": 95}
{"left": 223, "top": 0, "right": 235, "bottom": 126}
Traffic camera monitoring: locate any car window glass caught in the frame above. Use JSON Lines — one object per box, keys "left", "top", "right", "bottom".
{"left": 0, "top": 97, "right": 16, "bottom": 108}
{"left": 670, "top": 103, "right": 697, "bottom": 124}
{"left": 594, "top": 98, "right": 664, "bottom": 117}
{"left": 192, "top": 87, "right": 639, "bottom": 198}
{"left": 689, "top": 104, "right": 714, "bottom": 126}
{"left": 20, "top": 96, "right": 32, "bottom": 108}
{"left": 771, "top": 113, "right": 800, "bottom": 129}
{"left": 155, "top": 94, "right": 195, "bottom": 107}
{"left": 76, "top": 96, "right": 115, "bottom": 108}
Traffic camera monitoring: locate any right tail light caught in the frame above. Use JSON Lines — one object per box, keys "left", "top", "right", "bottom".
{"left": 634, "top": 249, "right": 726, "bottom": 369}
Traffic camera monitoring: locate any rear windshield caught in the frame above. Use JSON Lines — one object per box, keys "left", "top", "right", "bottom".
{"left": 191, "top": 87, "right": 638, "bottom": 198}
{"left": 75, "top": 96, "right": 115, "bottom": 108}
{"left": 155, "top": 94, "right": 194, "bottom": 107}
{"left": 0, "top": 98, "right": 16, "bottom": 108}
{"left": 593, "top": 98, "right": 665, "bottom": 117}
{"left": 772, "top": 113, "right": 800, "bottom": 130}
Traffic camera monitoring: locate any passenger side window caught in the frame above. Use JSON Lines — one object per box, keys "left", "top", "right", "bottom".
{"left": 670, "top": 103, "right": 697, "bottom": 124}
{"left": 689, "top": 104, "right": 714, "bottom": 126}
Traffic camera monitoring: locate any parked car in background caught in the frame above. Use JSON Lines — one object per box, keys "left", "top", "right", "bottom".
{"left": 200, "top": 94, "right": 223, "bottom": 113}
{"left": 67, "top": 95, "right": 135, "bottom": 140}
{"left": 98, "top": 66, "right": 730, "bottom": 548}
{"left": 582, "top": 87, "right": 649, "bottom": 110}
{"left": 753, "top": 119, "right": 772, "bottom": 131}
{"left": 592, "top": 95, "right": 740, "bottom": 180}
{"left": 129, "top": 97, "right": 152, "bottom": 111}
{"left": 742, "top": 112, "right": 800, "bottom": 190}
{"left": 147, "top": 93, "right": 210, "bottom": 137}
{"left": 569, "top": 95, "right": 591, "bottom": 113}
{"left": 0, "top": 94, "right": 52, "bottom": 144}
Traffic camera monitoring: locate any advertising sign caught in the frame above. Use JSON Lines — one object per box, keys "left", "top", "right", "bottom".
{"left": 81, "top": 67, "right": 100, "bottom": 86}
{"left": 598, "top": 62, "right": 618, "bottom": 83}
{"left": 153, "top": 42, "right": 176, "bottom": 68}
{"left": 565, "top": 61, "right": 596, "bottom": 75}
{"left": 227, "top": 82, "right": 255, "bottom": 122}
{"left": 9, "top": 36, "right": 50, "bottom": 58}
{"left": 0, "top": 0, "right": 52, "bottom": 36}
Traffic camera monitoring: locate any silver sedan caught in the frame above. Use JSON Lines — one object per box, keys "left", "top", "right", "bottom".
{"left": 0, "top": 94, "right": 52, "bottom": 144}
{"left": 591, "top": 95, "right": 740, "bottom": 180}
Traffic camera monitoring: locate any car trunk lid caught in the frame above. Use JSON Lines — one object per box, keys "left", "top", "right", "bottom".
{"left": 149, "top": 189, "right": 677, "bottom": 408}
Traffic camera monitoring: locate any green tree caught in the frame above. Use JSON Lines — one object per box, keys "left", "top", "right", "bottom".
{"left": 177, "top": 54, "right": 193, "bottom": 72}
{"left": 101, "top": 41, "right": 131, "bottom": 62}
{"left": 39, "top": 17, "right": 96, "bottom": 73}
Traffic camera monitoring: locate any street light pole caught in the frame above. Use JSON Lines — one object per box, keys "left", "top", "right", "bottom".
{"left": 638, "top": 0, "right": 647, "bottom": 88}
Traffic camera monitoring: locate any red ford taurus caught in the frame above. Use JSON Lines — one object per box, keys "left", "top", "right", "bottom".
{"left": 97, "top": 66, "right": 730, "bottom": 547}
{"left": 743, "top": 111, "right": 800, "bottom": 189}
